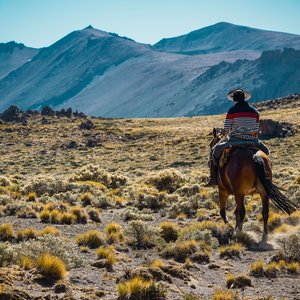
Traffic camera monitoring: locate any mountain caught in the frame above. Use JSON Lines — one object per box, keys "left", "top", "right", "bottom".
{"left": 0, "top": 23, "right": 299, "bottom": 117}
{"left": 154, "top": 22, "right": 300, "bottom": 55}
{"left": 0, "top": 25, "right": 259, "bottom": 113}
{"left": 0, "top": 41, "right": 39, "bottom": 79}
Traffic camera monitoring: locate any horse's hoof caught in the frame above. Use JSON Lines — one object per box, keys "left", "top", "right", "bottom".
{"left": 262, "top": 233, "right": 268, "bottom": 242}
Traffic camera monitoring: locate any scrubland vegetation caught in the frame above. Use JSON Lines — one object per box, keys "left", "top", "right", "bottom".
{"left": 0, "top": 100, "right": 299, "bottom": 299}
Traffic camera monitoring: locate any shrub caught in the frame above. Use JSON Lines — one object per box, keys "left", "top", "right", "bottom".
{"left": 264, "top": 262, "right": 279, "bottom": 278}
{"left": 117, "top": 277, "right": 166, "bottom": 300}
{"left": 105, "top": 223, "right": 124, "bottom": 244}
{"left": 76, "top": 230, "right": 104, "bottom": 248}
{"left": 233, "top": 231, "right": 256, "bottom": 249}
{"left": 40, "top": 226, "right": 60, "bottom": 236}
{"left": 0, "top": 242, "right": 13, "bottom": 266}
{"left": 17, "top": 227, "right": 39, "bottom": 241}
{"left": 15, "top": 235, "right": 81, "bottom": 268}
{"left": 19, "top": 256, "right": 35, "bottom": 270}
{"left": 146, "top": 169, "right": 185, "bottom": 193}
{"left": 277, "top": 231, "right": 300, "bottom": 262}
{"left": 59, "top": 212, "right": 76, "bottom": 224}
{"left": 183, "top": 293, "right": 202, "bottom": 300}
{"left": 26, "top": 192, "right": 37, "bottom": 202}
{"left": 36, "top": 253, "right": 67, "bottom": 280}
{"left": 80, "top": 192, "right": 93, "bottom": 206}
{"left": 70, "top": 206, "right": 88, "bottom": 224}
{"left": 136, "top": 192, "right": 166, "bottom": 210}
{"left": 39, "top": 209, "right": 51, "bottom": 223}
{"left": 219, "top": 243, "right": 244, "bottom": 259}
{"left": 122, "top": 207, "right": 153, "bottom": 221}
{"left": 0, "top": 223, "right": 14, "bottom": 241}
{"left": 286, "top": 262, "right": 299, "bottom": 274}
{"left": 161, "top": 240, "right": 197, "bottom": 262}
{"left": 249, "top": 260, "right": 264, "bottom": 277}
{"left": 126, "top": 220, "right": 159, "bottom": 249}
{"left": 226, "top": 273, "right": 252, "bottom": 289}
{"left": 160, "top": 221, "right": 180, "bottom": 242}
{"left": 212, "top": 289, "right": 238, "bottom": 300}
{"left": 88, "top": 208, "right": 102, "bottom": 222}
{"left": 96, "top": 246, "right": 117, "bottom": 270}
{"left": 267, "top": 213, "right": 282, "bottom": 231}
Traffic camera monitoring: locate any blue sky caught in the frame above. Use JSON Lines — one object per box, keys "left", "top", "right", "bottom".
{"left": 0, "top": 0, "right": 300, "bottom": 48}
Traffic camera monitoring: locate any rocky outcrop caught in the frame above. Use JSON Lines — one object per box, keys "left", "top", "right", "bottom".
{"left": 259, "top": 119, "right": 295, "bottom": 139}
{"left": 0, "top": 105, "right": 27, "bottom": 124}
{"left": 80, "top": 120, "right": 94, "bottom": 130}
{"left": 254, "top": 94, "right": 300, "bottom": 112}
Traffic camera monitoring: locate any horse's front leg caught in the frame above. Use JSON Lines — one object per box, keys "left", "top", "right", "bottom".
{"left": 219, "top": 187, "right": 229, "bottom": 223}
{"left": 234, "top": 194, "right": 245, "bottom": 232}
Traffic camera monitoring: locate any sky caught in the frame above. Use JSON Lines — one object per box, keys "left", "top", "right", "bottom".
{"left": 0, "top": 0, "right": 300, "bottom": 48}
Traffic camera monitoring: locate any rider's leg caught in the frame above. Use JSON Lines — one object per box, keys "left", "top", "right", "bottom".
{"left": 257, "top": 141, "right": 270, "bottom": 155}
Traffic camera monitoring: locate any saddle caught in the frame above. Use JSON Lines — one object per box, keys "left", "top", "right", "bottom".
{"left": 219, "top": 146, "right": 260, "bottom": 168}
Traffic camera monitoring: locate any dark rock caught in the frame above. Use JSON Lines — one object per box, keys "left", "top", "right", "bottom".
{"left": 41, "top": 106, "right": 55, "bottom": 116}
{"left": 1, "top": 105, "right": 26, "bottom": 123}
{"left": 91, "top": 259, "right": 107, "bottom": 268}
{"left": 54, "top": 282, "right": 68, "bottom": 293}
{"left": 80, "top": 120, "right": 94, "bottom": 130}
{"left": 62, "top": 141, "right": 78, "bottom": 149}
{"left": 86, "top": 137, "right": 99, "bottom": 147}
{"left": 41, "top": 117, "right": 50, "bottom": 124}
{"left": 259, "top": 119, "right": 295, "bottom": 139}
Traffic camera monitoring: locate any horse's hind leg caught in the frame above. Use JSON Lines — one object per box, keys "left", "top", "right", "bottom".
{"left": 234, "top": 194, "right": 245, "bottom": 231}
{"left": 261, "top": 195, "right": 269, "bottom": 241}
{"left": 219, "top": 188, "right": 229, "bottom": 223}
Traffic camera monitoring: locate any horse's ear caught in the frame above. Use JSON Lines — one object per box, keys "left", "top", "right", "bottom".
{"left": 213, "top": 128, "right": 217, "bottom": 137}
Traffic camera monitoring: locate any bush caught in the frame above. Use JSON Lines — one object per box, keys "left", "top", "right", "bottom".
{"left": 117, "top": 277, "right": 166, "bottom": 300}
{"left": 105, "top": 223, "right": 124, "bottom": 244}
{"left": 88, "top": 208, "right": 101, "bottom": 222}
{"left": 15, "top": 235, "right": 81, "bottom": 268}
{"left": 0, "top": 223, "right": 15, "bottom": 241}
{"left": 212, "top": 289, "right": 238, "bottom": 300}
{"left": 277, "top": 231, "right": 300, "bottom": 262}
{"left": 161, "top": 240, "right": 198, "bottom": 262}
{"left": 226, "top": 273, "right": 252, "bottom": 289}
{"left": 70, "top": 206, "right": 88, "bottom": 224}
{"left": 36, "top": 253, "right": 67, "bottom": 280}
{"left": 17, "top": 228, "right": 39, "bottom": 241}
{"left": 264, "top": 262, "right": 279, "bottom": 278}
{"left": 76, "top": 230, "right": 104, "bottom": 248}
{"left": 146, "top": 169, "right": 184, "bottom": 193}
{"left": 0, "top": 242, "right": 13, "bottom": 266}
{"left": 126, "top": 220, "right": 159, "bottom": 249}
{"left": 249, "top": 260, "right": 264, "bottom": 277}
{"left": 160, "top": 221, "right": 180, "bottom": 242}
{"left": 219, "top": 243, "right": 244, "bottom": 259}
{"left": 96, "top": 246, "right": 117, "bottom": 270}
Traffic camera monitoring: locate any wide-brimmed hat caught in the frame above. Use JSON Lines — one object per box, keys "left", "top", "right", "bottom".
{"left": 227, "top": 88, "right": 251, "bottom": 101}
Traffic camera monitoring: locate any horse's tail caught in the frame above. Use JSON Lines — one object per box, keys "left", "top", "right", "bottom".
{"left": 253, "top": 154, "right": 298, "bottom": 215}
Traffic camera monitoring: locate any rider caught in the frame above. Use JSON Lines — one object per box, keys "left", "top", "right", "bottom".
{"left": 207, "top": 88, "right": 269, "bottom": 186}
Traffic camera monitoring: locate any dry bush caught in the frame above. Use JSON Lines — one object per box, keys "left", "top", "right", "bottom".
{"left": 264, "top": 262, "right": 279, "bottom": 278}
{"left": 70, "top": 206, "right": 88, "bottom": 224}
{"left": 96, "top": 246, "right": 117, "bottom": 270}
{"left": 15, "top": 235, "right": 81, "bottom": 268}
{"left": 36, "top": 253, "right": 67, "bottom": 280}
{"left": 122, "top": 207, "right": 153, "bottom": 221}
{"left": 126, "top": 220, "right": 159, "bottom": 249}
{"left": 76, "top": 230, "right": 104, "bottom": 249}
{"left": 80, "top": 192, "right": 93, "bottom": 206}
{"left": 70, "top": 164, "right": 127, "bottom": 188}
{"left": 146, "top": 169, "right": 185, "bottom": 193}
{"left": 183, "top": 293, "right": 202, "bottom": 300}
{"left": 88, "top": 208, "right": 102, "bottom": 222}
{"left": 176, "top": 184, "right": 200, "bottom": 197}
{"left": 161, "top": 240, "right": 198, "bottom": 262}
{"left": 249, "top": 260, "right": 264, "bottom": 277}
{"left": 0, "top": 242, "right": 13, "bottom": 266}
{"left": 0, "top": 223, "right": 15, "bottom": 241}
{"left": 19, "top": 255, "right": 35, "bottom": 270}
{"left": 117, "top": 277, "right": 166, "bottom": 300}
{"left": 277, "top": 231, "right": 300, "bottom": 262}
{"left": 160, "top": 221, "right": 180, "bottom": 243}
{"left": 23, "top": 176, "right": 80, "bottom": 196}
{"left": 105, "top": 223, "right": 124, "bottom": 244}
{"left": 168, "top": 195, "right": 200, "bottom": 218}
{"left": 135, "top": 191, "right": 166, "bottom": 210}
{"left": 17, "top": 228, "right": 39, "bottom": 241}
{"left": 26, "top": 192, "right": 37, "bottom": 202}
{"left": 212, "top": 289, "right": 238, "bottom": 300}
{"left": 226, "top": 273, "right": 252, "bottom": 289}
{"left": 219, "top": 243, "right": 244, "bottom": 259}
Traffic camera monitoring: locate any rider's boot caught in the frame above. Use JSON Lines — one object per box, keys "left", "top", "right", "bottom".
{"left": 206, "top": 162, "right": 218, "bottom": 186}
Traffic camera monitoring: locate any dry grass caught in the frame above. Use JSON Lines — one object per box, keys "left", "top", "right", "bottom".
{"left": 219, "top": 243, "right": 244, "bottom": 259}
{"left": 76, "top": 230, "right": 104, "bottom": 248}
{"left": 0, "top": 224, "right": 14, "bottom": 241}
{"left": 35, "top": 253, "right": 67, "bottom": 280}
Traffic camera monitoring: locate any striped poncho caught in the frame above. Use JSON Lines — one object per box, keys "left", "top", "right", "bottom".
{"left": 224, "top": 101, "right": 259, "bottom": 141}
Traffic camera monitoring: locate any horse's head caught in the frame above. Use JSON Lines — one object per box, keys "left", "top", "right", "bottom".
{"left": 209, "top": 128, "right": 224, "bottom": 149}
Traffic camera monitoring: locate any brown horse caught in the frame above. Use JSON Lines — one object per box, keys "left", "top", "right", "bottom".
{"left": 210, "top": 128, "right": 297, "bottom": 241}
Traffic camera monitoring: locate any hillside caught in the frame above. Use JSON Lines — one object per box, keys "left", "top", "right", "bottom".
{"left": 154, "top": 22, "right": 300, "bottom": 55}
{"left": 0, "top": 23, "right": 299, "bottom": 117}
{"left": 0, "top": 41, "right": 38, "bottom": 79}
{"left": 0, "top": 99, "right": 299, "bottom": 299}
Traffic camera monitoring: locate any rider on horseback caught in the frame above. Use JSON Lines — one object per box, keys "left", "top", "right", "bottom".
{"left": 207, "top": 88, "right": 269, "bottom": 186}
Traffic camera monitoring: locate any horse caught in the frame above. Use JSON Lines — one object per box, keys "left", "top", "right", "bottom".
{"left": 210, "top": 128, "right": 297, "bottom": 241}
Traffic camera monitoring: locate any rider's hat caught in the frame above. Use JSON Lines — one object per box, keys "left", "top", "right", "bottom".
{"left": 227, "top": 88, "right": 251, "bottom": 102}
